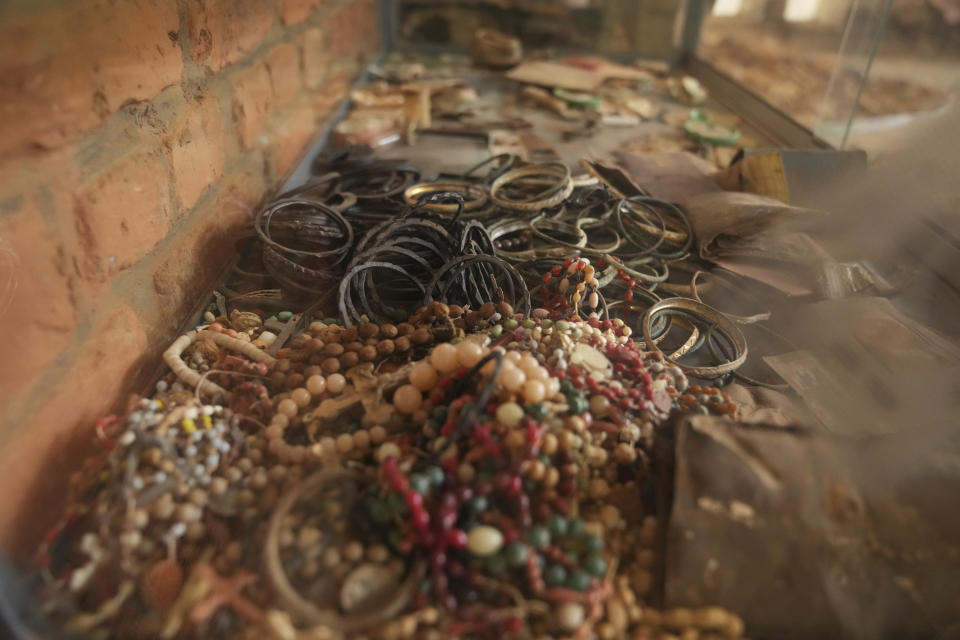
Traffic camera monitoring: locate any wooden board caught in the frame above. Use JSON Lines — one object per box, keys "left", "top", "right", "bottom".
{"left": 506, "top": 61, "right": 602, "bottom": 92}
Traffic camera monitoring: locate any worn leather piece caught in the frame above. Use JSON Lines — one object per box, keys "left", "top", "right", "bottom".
{"left": 665, "top": 415, "right": 960, "bottom": 639}
{"left": 680, "top": 191, "right": 826, "bottom": 261}
{"left": 614, "top": 150, "right": 721, "bottom": 203}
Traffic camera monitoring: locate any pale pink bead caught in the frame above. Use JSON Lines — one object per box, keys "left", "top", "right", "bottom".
{"left": 306, "top": 375, "right": 326, "bottom": 395}
{"left": 522, "top": 379, "right": 546, "bottom": 403}
{"left": 277, "top": 398, "right": 299, "bottom": 418}
{"left": 499, "top": 363, "right": 527, "bottom": 391}
{"left": 505, "top": 350, "right": 522, "bottom": 364}
{"left": 393, "top": 384, "right": 423, "bottom": 414}
{"left": 409, "top": 361, "right": 438, "bottom": 391}
{"left": 272, "top": 413, "right": 290, "bottom": 428}
{"left": 588, "top": 292, "right": 599, "bottom": 309}
{"left": 291, "top": 387, "right": 312, "bottom": 408}
{"left": 326, "top": 373, "right": 347, "bottom": 394}
{"left": 431, "top": 343, "right": 459, "bottom": 373}
{"left": 457, "top": 341, "right": 484, "bottom": 368}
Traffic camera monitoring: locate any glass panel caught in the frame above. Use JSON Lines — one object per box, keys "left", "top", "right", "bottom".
{"left": 392, "top": 0, "right": 685, "bottom": 60}
{"left": 697, "top": 0, "right": 960, "bottom": 153}
{"left": 836, "top": 0, "right": 960, "bottom": 152}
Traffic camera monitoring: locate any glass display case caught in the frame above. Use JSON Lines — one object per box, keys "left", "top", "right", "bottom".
{"left": 4, "top": 2, "right": 959, "bottom": 639}
{"left": 693, "top": 0, "right": 959, "bottom": 150}
{"left": 386, "top": 0, "right": 960, "bottom": 152}
{"left": 386, "top": 0, "right": 686, "bottom": 61}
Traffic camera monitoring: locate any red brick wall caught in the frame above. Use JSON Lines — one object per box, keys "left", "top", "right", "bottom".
{"left": 0, "top": 0, "right": 379, "bottom": 558}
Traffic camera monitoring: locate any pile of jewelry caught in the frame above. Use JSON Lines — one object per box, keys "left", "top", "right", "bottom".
{"left": 33, "top": 293, "right": 744, "bottom": 639}
{"left": 31, "top": 152, "right": 758, "bottom": 639}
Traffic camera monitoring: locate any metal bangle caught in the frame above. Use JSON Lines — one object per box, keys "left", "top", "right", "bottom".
{"left": 641, "top": 297, "right": 748, "bottom": 378}
{"left": 490, "top": 163, "right": 574, "bottom": 212}
{"left": 691, "top": 270, "right": 772, "bottom": 324}
{"left": 403, "top": 181, "right": 489, "bottom": 213}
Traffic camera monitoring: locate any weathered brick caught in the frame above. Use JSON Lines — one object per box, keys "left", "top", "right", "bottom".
{"left": 328, "top": 0, "right": 377, "bottom": 58}
{"left": 72, "top": 149, "right": 173, "bottom": 288}
{"left": 0, "top": 301, "right": 149, "bottom": 558}
{"left": 300, "top": 28, "right": 331, "bottom": 90}
{"left": 230, "top": 62, "right": 274, "bottom": 149}
{"left": 185, "top": 0, "right": 276, "bottom": 72}
{"left": 265, "top": 43, "right": 302, "bottom": 109}
{"left": 279, "top": 0, "right": 322, "bottom": 25}
{"left": 170, "top": 94, "right": 226, "bottom": 212}
{"left": 0, "top": 0, "right": 181, "bottom": 157}
{"left": 265, "top": 102, "right": 317, "bottom": 180}
{"left": 145, "top": 157, "right": 266, "bottom": 336}
{"left": 0, "top": 199, "right": 80, "bottom": 412}
{"left": 312, "top": 72, "right": 352, "bottom": 121}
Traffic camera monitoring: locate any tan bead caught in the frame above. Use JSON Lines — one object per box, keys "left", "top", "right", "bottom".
{"left": 326, "top": 373, "right": 347, "bottom": 394}
{"left": 495, "top": 402, "right": 523, "bottom": 427}
{"left": 352, "top": 430, "right": 371, "bottom": 450}
{"left": 409, "top": 361, "right": 439, "bottom": 391}
{"left": 566, "top": 415, "right": 586, "bottom": 432}
{"left": 544, "top": 467, "right": 559, "bottom": 488}
{"left": 322, "top": 547, "right": 341, "bottom": 568}
{"left": 498, "top": 363, "right": 526, "bottom": 392}
{"left": 376, "top": 442, "right": 401, "bottom": 462}
{"left": 541, "top": 432, "right": 558, "bottom": 455}
{"left": 526, "top": 460, "right": 546, "bottom": 480}
{"left": 377, "top": 339, "right": 395, "bottom": 355}
{"left": 321, "top": 358, "right": 341, "bottom": 374}
{"left": 358, "top": 323, "right": 380, "bottom": 339}
{"left": 380, "top": 323, "right": 399, "bottom": 338}
{"left": 343, "top": 541, "right": 364, "bottom": 562}
{"left": 589, "top": 477, "right": 610, "bottom": 499}
{"left": 367, "top": 544, "right": 390, "bottom": 563}
{"left": 590, "top": 394, "right": 610, "bottom": 416}
{"left": 370, "top": 425, "right": 388, "bottom": 444}
{"left": 336, "top": 433, "right": 354, "bottom": 453}
{"left": 306, "top": 375, "right": 327, "bottom": 395}
{"left": 291, "top": 387, "right": 312, "bottom": 408}
{"left": 457, "top": 463, "right": 475, "bottom": 483}
{"left": 324, "top": 343, "right": 345, "bottom": 356}
{"left": 522, "top": 379, "right": 546, "bottom": 403}
{"left": 277, "top": 398, "right": 299, "bottom": 419}
{"left": 457, "top": 341, "right": 484, "bottom": 368}
{"left": 614, "top": 443, "right": 638, "bottom": 465}
{"left": 504, "top": 429, "right": 526, "bottom": 450}
{"left": 266, "top": 424, "right": 284, "bottom": 440}
{"left": 393, "top": 385, "right": 422, "bottom": 414}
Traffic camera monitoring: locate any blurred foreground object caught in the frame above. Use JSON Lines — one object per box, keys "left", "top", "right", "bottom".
{"left": 472, "top": 28, "right": 523, "bottom": 68}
